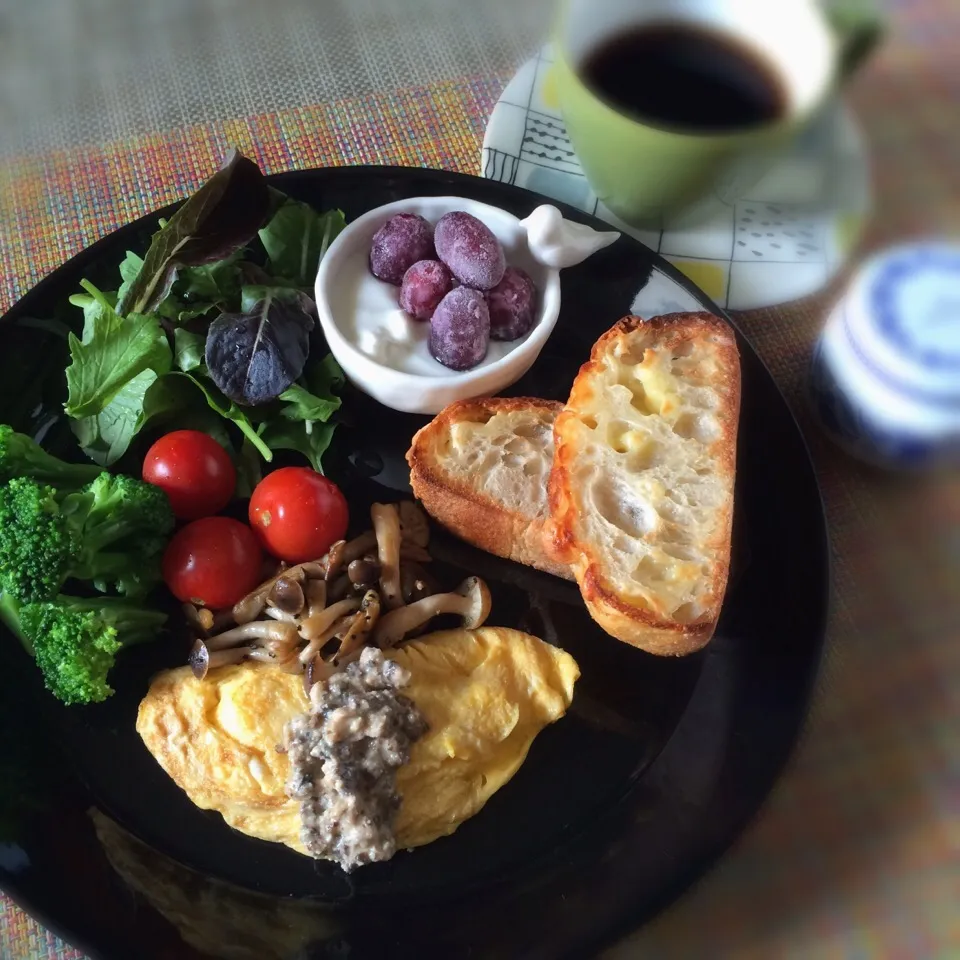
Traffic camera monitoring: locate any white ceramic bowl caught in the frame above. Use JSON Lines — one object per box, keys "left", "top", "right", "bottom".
{"left": 314, "top": 196, "right": 562, "bottom": 415}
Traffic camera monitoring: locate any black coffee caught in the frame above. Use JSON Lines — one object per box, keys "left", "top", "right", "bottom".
{"left": 581, "top": 24, "right": 787, "bottom": 132}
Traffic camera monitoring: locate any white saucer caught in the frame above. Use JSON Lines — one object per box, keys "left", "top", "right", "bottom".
{"left": 482, "top": 46, "right": 872, "bottom": 312}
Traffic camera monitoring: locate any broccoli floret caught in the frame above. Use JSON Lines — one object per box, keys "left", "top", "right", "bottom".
{"left": 0, "top": 591, "right": 29, "bottom": 649}
{"left": 0, "top": 424, "right": 102, "bottom": 488}
{"left": 0, "top": 479, "right": 76, "bottom": 604}
{"left": 63, "top": 473, "right": 174, "bottom": 595}
{"left": 0, "top": 474, "right": 174, "bottom": 604}
{"left": 9, "top": 595, "right": 166, "bottom": 705}
{"left": 67, "top": 472, "right": 173, "bottom": 546}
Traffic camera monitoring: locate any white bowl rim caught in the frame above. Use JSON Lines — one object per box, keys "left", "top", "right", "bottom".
{"left": 313, "top": 195, "right": 562, "bottom": 392}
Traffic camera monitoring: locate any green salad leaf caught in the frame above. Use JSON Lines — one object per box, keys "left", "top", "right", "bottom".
{"left": 68, "top": 288, "right": 119, "bottom": 342}
{"left": 205, "top": 288, "right": 316, "bottom": 406}
{"left": 172, "top": 328, "right": 206, "bottom": 373}
{"left": 116, "top": 250, "right": 142, "bottom": 304}
{"left": 238, "top": 284, "right": 310, "bottom": 313}
{"left": 177, "top": 253, "right": 243, "bottom": 306}
{"left": 259, "top": 419, "right": 337, "bottom": 475}
{"left": 58, "top": 152, "right": 346, "bottom": 476}
{"left": 134, "top": 373, "right": 236, "bottom": 452}
{"left": 178, "top": 372, "right": 273, "bottom": 462}
{"left": 71, "top": 369, "right": 161, "bottom": 466}
{"left": 259, "top": 201, "right": 346, "bottom": 288}
{"left": 263, "top": 354, "right": 343, "bottom": 473}
{"left": 117, "top": 151, "right": 270, "bottom": 317}
{"left": 64, "top": 281, "right": 171, "bottom": 420}
{"left": 277, "top": 383, "right": 340, "bottom": 424}
{"left": 278, "top": 353, "right": 344, "bottom": 423}
{"left": 119, "top": 251, "right": 225, "bottom": 324}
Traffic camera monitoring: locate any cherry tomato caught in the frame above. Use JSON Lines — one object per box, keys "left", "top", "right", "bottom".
{"left": 143, "top": 430, "right": 236, "bottom": 520}
{"left": 249, "top": 467, "right": 349, "bottom": 563}
{"left": 162, "top": 516, "right": 262, "bottom": 609}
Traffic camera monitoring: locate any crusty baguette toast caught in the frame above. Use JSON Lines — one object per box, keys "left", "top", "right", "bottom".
{"left": 407, "top": 397, "right": 573, "bottom": 579}
{"left": 548, "top": 313, "right": 740, "bottom": 655}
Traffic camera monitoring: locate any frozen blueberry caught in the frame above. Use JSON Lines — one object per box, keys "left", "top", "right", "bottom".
{"left": 369, "top": 213, "right": 435, "bottom": 285}
{"left": 434, "top": 211, "right": 506, "bottom": 291}
{"left": 399, "top": 259, "right": 454, "bottom": 321}
{"left": 429, "top": 287, "right": 490, "bottom": 371}
{"left": 487, "top": 266, "right": 538, "bottom": 341}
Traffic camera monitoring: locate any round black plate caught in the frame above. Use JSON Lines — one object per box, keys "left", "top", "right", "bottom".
{"left": 0, "top": 166, "right": 828, "bottom": 960}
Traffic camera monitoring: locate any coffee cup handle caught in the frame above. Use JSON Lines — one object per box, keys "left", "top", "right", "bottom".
{"left": 821, "top": 0, "right": 885, "bottom": 78}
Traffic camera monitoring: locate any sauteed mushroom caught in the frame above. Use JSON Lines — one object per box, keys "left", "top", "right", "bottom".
{"left": 327, "top": 574, "right": 353, "bottom": 603}
{"left": 341, "top": 531, "right": 377, "bottom": 565}
{"left": 334, "top": 590, "right": 381, "bottom": 664}
{"left": 399, "top": 501, "right": 430, "bottom": 548}
{"left": 303, "top": 656, "right": 336, "bottom": 694}
{"left": 204, "top": 620, "right": 300, "bottom": 650}
{"left": 373, "top": 577, "right": 491, "bottom": 648}
{"left": 189, "top": 640, "right": 250, "bottom": 680}
{"left": 400, "top": 561, "right": 439, "bottom": 605}
{"left": 323, "top": 540, "right": 346, "bottom": 581}
{"left": 304, "top": 579, "right": 327, "bottom": 618}
{"left": 371, "top": 503, "right": 403, "bottom": 611}
{"left": 232, "top": 559, "right": 330, "bottom": 623}
{"left": 298, "top": 597, "right": 363, "bottom": 644}
{"left": 347, "top": 556, "right": 381, "bottom": 588}
{"left": 187, "top": 498, "right": 497, "bottom": 686}
{"left": 268, "top": 578, "right": 306, "bottom": 617}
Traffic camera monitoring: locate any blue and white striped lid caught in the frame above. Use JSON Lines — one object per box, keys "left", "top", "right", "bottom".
{"left": 843, "top": 242, "right": 960, "bottom": 411}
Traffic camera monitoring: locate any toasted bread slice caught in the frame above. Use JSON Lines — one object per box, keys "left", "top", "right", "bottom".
{"left": 549, "top": 313, "right": 741, "bottom": 655}
{"left": 407, "top": 397, "right": 572, "bottom": 579}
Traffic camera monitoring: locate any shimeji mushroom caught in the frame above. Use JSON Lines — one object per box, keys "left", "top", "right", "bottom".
{"left": 347, "top": 556, "right": 381, "bottom": 589}
{"left": 372, "top": 576, "right": 492, "bottom": 648}
{"left": 300, "top": 615, "right": 355, "bottom": 668}
{"left": 399, "top": 501, "right": 430, "bottom": 548}
{"left": 266, "top": 577, "right": 306, "bottom": 619}
{"left": 400, "top": 561, "right": 439, "bottom": 605}
{"left": 341, "top": 531, "right": 377, "bottom": 565}
{"left": 204, "top": 619, "right": 301, "bottom": 650}
{"left": 233, "top": 567, "right": 304, "bottom": 623}
{"left": 298, "top": 598, "right": 363, "bottom": 662}
{"left": 327, "top": 574, "right": 355, "bottom": 603}
{"left": 188, "top": 639, "right": 251, "bottom": 680}
{"left": 399, "top": 541, "right": 432, "bottom": 563}
{"left": 303, "top": 655, "right": 337, "bottom": 693}
{"left": 371, "top": 503, "right": 403, "bottom": 610}
{"left": 304, "top": 579, "right": 327, "bottom": 618}
{"left": 334, "top": 589, "right": 381, "bottom": 664}
{"left": 322, "top": 540, "right": 346, "bottom": 581}
{"left": 232, "top": 550, "right": 337, "bottom": 624}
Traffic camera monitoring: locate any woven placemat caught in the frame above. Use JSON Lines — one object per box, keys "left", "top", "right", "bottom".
{"left": 2, "top": 0, "right": 958, "bottom": 957}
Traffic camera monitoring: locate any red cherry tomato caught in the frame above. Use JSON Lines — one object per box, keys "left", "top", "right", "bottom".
{"left": 162, "top": 517, "right": 262, "bottom": 609}
{"left": 142, "top": 430, "right": 236, "bottom": 520}
{"left": 248, "top": 467, "right": 349, "bottom": 563}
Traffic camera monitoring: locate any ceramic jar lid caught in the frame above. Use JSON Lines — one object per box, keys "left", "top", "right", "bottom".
{"left": 844, "top": 242, "right": 960, "bottom": 408}
{"left": 810, "top": 241, "right": 960, "bottom": 469}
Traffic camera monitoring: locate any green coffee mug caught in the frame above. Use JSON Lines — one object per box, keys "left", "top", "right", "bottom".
{"left": 553, "top": 0, "right": 883, "bottom": 225}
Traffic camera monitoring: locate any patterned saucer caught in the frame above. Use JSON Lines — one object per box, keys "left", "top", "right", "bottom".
{"left": 482, "top": 46, "right": 872, "bottom": 311}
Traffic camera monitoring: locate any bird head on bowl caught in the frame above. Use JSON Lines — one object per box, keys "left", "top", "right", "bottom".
{"left": 314, "top": 196, "right": 619, "bottom": 415}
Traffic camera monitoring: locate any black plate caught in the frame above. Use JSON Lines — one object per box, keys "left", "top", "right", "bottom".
{"left": 0, "top": 166, "right": 828, "bottom": 960}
